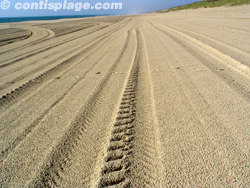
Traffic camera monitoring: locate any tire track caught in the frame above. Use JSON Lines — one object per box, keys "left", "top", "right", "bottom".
{"left": 30, "top": 25, "right": 135, "bottom": 187}
{"left": 143, "top": 19, "right": 250, "bottom": 186}
{"left": 195, "top": 22, "right": 250, "bottom": 37}
{"left": 0, "top": 19, "right": 131, "bottom": 107}
{"left": 0, "top": 24, "right": 111, "bottom": 84}
{"left": 0, "top": 25, "right": 107, "bottom": 86}
{"left": 49, "top": 24, "right": 96, "bottom": 37}
{"left": 0, "top": 22, "right": 123, "bottom": 84}
{"left": 0, "top": 25, "right": 105, "bottom": 67}
{"left": 0, "top": 26, "right": 110, "bottom": 92}
{"left": 152, "top": 21, "right": 250, "bottom": 78}
{"left": 96, "top": 25, "right": 164, "bottom": 188}
{"left": 0, "top": 22, "right": 132, "bottom": 162}
{"left": 96, "top": 51, "right": 139, "bottom": 187}
{"left": 131, "top": 24, "right": 165, "bottom": 188}
{"left": 158, "top": 22, "right": 250, "bottom": 62}
{"left": 0, "top": 20, "right": 129, "bottom": 125}
{"left": 0, "top": 23, "right": 109, "bottom": 67}
{"left": 150, "top": 20, "right": 250, "bottom": 102}
{"left": 0, "top": 32, "right": 32, "bottom": 47}
{"left": 0, "top": 26, "right": 54, "bottom": 59}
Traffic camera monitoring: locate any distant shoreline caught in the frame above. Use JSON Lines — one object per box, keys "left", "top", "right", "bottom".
{"left": 0, "top": 15, "right": 110, "bottom": 23}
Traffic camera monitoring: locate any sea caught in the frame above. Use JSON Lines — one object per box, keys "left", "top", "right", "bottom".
{"left": 0, "top": 15, "right": 105, "bottom": 23}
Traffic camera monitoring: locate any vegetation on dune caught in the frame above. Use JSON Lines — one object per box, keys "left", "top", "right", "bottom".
{"left": 158, "top": 0, "right": 250, "bottom": 13}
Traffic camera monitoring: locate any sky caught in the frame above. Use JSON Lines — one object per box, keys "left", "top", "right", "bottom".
{"left": 0, "top": 0, "right": 202, "bottom": 17}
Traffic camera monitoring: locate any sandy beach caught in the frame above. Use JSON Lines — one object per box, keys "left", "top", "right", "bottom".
{"left": 0, "top": 5, "right": 250, "bottom": 187}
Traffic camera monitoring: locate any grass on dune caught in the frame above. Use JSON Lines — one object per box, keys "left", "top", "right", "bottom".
{"left": 158, "top": 0, "right": 250, "bottom": 13}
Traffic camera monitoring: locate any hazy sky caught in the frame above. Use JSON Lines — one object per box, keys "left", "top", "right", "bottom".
{"left": 0, "top": 0, "right": 202, "bottom": 17}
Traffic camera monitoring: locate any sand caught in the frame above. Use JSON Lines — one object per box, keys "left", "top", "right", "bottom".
{"left": 0, "top": 5, "right": 249, "bottom": 187}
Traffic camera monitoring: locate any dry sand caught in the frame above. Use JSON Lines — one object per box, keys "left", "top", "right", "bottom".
{"left": 0, "top": 5, "right": 250, "bottom": 187}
